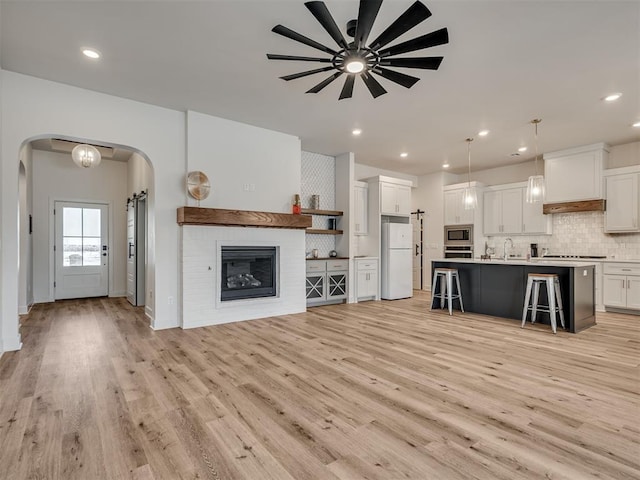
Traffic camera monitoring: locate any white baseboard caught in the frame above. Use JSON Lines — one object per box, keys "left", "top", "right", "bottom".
{"left": 18, "top": 303, "right": 33, "bottom": 315}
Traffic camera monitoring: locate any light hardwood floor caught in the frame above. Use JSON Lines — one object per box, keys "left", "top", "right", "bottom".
{"left": 0, "top": 292, "right": 638, "bottom": 479}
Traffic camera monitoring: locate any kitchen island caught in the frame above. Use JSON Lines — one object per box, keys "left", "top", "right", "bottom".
{"left": 432, "top": 259, "right": 596, "bottom": 333}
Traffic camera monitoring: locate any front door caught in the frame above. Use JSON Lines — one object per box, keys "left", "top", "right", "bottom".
{"left": 55, "top": 201, "right": 109, "bottom": 299}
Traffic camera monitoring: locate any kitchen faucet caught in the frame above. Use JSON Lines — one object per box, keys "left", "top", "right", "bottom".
{"left": 503, "top": 238, "right": 513, "bottom": 260}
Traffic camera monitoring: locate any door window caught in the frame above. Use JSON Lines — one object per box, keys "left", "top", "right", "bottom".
{"left": 62, "top": 207, "right": 102, "bottom": 267}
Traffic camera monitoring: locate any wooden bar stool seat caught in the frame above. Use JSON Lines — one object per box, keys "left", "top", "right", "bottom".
{"left": 431, "top": 268, "right": 464, "bottom": 315}
{"left": 521, "top": 273, "right": 565, "bottom": 334}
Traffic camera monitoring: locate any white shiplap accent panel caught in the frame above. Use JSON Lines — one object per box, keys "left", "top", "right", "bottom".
{"left": 181, "top": 225, "right": 306, "bottom": 328}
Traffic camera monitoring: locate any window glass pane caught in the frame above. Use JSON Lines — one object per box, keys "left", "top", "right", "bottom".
{"left": 63, "top": 237, "right": 83, "bottom": 266}
{"left": 83, "top": 237, "right": 101, "bottom": 266}
{"left": 83, "top": 208, "right": 101, "bottom": 237}
{"left": 63, "top": 208, "right": 82, "bottom": 237}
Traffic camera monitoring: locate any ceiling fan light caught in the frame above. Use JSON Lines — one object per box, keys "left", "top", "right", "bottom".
{"left": 345, "top": 58, "right": 365, "bottom": 73}
{"left": 71, "top": 144, "right": 102, "bottom": 168}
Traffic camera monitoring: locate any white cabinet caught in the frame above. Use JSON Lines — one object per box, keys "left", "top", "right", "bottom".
{"left": 522, "top": 197, "right": 549, "bottom": 234}
{"left": 605, "top": 172, "right": 639, "bottom": 232}
{"left": 381, "top": 182, "right": 411, "bottom": 216}
{"left": 603, "top": 263, "right": 640, "bottom": 311}
{"left": 483, "top": 188, "right": 523, "bottom": 235}
{"left": 306, "top": 259, "right": 348, "bottom": 305}
{"left": 354, "top": 181, "right": 368, "bottom": 235}
{"left": 544, "top": 143, "right": 608, "bottom": 203}
{"left": 483, "top": 184, "right": 551, "bottom": 235}
{"left": 444, "top": 189, "right": 475, "bottom": 225}
{"left": 355, "top": 257, "right": 378, "bottom": 301}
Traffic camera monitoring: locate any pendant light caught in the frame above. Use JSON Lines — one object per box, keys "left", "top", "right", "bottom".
{"left": 525, "top": 119, "right": 545, "bottom": 203}
{"left": 462, "top": 137, "right": 477, "bottom": 210}
{"left": 71, "top": 144, "right": 101, "bottom": 168}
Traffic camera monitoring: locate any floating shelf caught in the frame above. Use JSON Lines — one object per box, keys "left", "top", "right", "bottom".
{"left": 543, "top": 199, "right": 606, "bottom": 214}
{"left": 177, "top": 207, "right": 311, "bottom": 229}
{"left": 306, "top": 229, "right": 344, "bottom": 235}
{"left": 301, "top": 208, "right": 343, "bottom": 216}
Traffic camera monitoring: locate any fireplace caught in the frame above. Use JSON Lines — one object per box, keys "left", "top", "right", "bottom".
{"left": 220, "top": 246, "right": 277, "bottom": 301}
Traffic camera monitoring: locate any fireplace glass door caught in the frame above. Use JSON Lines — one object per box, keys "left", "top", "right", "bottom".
{"left": 221, "top": 246, "right": 277, "bottom": 301}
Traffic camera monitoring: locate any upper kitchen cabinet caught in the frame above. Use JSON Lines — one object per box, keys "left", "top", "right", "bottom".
{"left": 544, "top": 143, "right": 609, "bottom": 203}
{"left": 353, "top": 181, "right": 368, "bottom": 235}
{"left": 444, "top": 182, "right": 482, "bottom": 225}
{"left": 483, "top": 187, "right": 523, "bottom": 235}
{"left": 604, "top": 168, "right": 640, "bottom": 233}
{"left": 368, "top": 176, "right": 412, "bottom": 217}
{"left": 483, "top": 183, "right": 551, "bottom": 235}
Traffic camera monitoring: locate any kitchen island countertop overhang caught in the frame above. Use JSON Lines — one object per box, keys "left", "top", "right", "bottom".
{"left": 431, "top": 259, "right": 596, "bottom": 333}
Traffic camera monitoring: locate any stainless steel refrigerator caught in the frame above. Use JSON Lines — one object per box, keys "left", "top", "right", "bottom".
{"left": 381, "top": 223, "right": 413, "bottom": 300}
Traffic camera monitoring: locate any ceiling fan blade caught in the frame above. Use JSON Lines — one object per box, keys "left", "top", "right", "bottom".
{"left": 267, "top": 54, "right": 332, "bottom": 63}
{"left": 360, "top": 71, "right": 387, "bottom": 98}
{"left": 306, "top": 72, "right": 343, "bottom": 93}
{"left": 272, "top": 25, "right": 338, "bottom": 55}
{"left": 281, "top": 66, "right": 335, "bottom": 81}
{"left": 354, "top": 0, "right": 383, "bottom": 50}
{"left": 379, "top": 56, "right": 444, "bottom": 70}
{"left": 305, "top": 1, "right": 349, "bottom": 49}
{"left": 372, "top": 67, "right": 420, "bottom": 89}
{"left": 339, "top": 75, "right": 355, "bottom": 100}
{"left": 368, "top": 1, "right": 432, "bottom": 51}
{"left": 378, "top": 28, "right": 449, "bottom": 57}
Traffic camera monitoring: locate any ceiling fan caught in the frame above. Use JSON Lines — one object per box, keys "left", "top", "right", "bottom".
{"left": 266, "top": 0, "right": 449, "bottom": 99}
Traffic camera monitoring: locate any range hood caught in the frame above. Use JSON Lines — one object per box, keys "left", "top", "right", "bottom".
{"left": 542, "top": 143, "right": 609, "bottom": 214}
{"left": 543, "top": 199, "right": 606, "bottom": 214}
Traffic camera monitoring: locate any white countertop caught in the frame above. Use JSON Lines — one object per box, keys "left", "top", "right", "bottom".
{"left": 433, "top": 258, "right": 598, "bottom": 268}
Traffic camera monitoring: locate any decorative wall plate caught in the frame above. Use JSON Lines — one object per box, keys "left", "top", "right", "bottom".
{"left": 186, "top": 171, "right": 211, "bottom": 201}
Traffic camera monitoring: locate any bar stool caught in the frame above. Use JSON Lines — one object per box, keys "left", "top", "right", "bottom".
{"left": 521, "top": 273, "right": 565, "bottom": 334}
{"left": 431, "top": 268, "right": 464, "bottom": 315}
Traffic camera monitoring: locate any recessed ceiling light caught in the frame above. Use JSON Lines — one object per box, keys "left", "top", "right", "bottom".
{"left": 633, "top": 121, "right": 640, "bottom": 128}
{"left": 352, "top": 128, "right": 362, "bottom": 136}
{"left": 400, "top": 152, "right": 408, "bottom": 158}
{"left": 478, "top": 130, "right": 489, "bottom": 137}
{"left": 603, "top": 92, "right": 622, "bottom": 102}
{"left": 518, "top": 146, "right": 528, "bottom": 152}
{"left": 82, "top": 48, "right": 101, "bottom": 59}
{"left": 442, "top": 163, "right": 450, "bottom": 168}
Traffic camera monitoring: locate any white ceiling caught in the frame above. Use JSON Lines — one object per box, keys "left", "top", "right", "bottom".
{"left": 1, "top": 0, "right": 638, "bottom": 175}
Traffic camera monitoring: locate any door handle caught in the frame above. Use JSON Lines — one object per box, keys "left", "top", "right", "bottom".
{"left": 415, "top": 244, "right": 419, "bottom": 256}
{"left": 128, "top": 242, "right": 135, "bottom": 259}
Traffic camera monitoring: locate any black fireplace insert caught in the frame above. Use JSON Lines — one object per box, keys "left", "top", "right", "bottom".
{"left": 220, "top": 246, "right": 277, "bottom": 301}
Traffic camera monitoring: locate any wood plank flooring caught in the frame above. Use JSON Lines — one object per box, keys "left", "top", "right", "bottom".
{"left": 0, "top": 292, "right": 638, "bottom": 479}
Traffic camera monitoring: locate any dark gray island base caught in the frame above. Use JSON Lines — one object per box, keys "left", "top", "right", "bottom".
{"left": 432, "top": 260, "right": 596, "bottom": 333}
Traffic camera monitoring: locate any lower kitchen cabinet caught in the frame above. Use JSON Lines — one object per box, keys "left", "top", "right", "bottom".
{"left": 355, "top": 257, "right": 379, "bottom": 302}
{"left": 603, "top": 263, "right": 640, "bottom": 311}
{"left": 306, "top": 259, "right": 348, "bottom": 306}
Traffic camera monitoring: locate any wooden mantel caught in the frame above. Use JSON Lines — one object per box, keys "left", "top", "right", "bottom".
{"left": 177, "top": 206, "right": 312, "bottom": 229}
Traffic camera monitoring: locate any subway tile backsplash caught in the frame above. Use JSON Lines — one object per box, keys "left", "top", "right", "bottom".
{"left": 302, "top": 151, "right": 336, "bottom": 257}
{"left": 485, "top": 211, "right": 640, "bottom": 260}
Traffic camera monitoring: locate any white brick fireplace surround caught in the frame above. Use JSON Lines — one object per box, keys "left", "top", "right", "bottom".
{"left": 181, "top": 225, "right": 306, "bottom": 328}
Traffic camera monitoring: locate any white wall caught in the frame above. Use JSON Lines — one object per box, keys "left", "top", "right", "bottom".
{"left": 31, "top": 150, "right": 129, "bottom": 301}
{"left": 1, "top": 70, "right": 185, "bottom": 350}
{"left": 609, "top": 141, "right": 640, "bottom": 169}
{"left": 412, "top": 171, "right": 459, "bottom": 290}
{"left": 463, "top": 160, "right": 537, "bottom": 186}
{"left": 186, "top": 110, "right": 301, "bottom": 213}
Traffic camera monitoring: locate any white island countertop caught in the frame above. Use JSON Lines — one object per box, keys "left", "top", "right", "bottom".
{"left": 432, "top": 258, "right": 598, "bottom": 268}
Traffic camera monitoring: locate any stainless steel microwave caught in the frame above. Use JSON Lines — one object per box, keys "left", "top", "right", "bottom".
{"left": 444, "top": 225, "right": 473, "bottom": 245}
